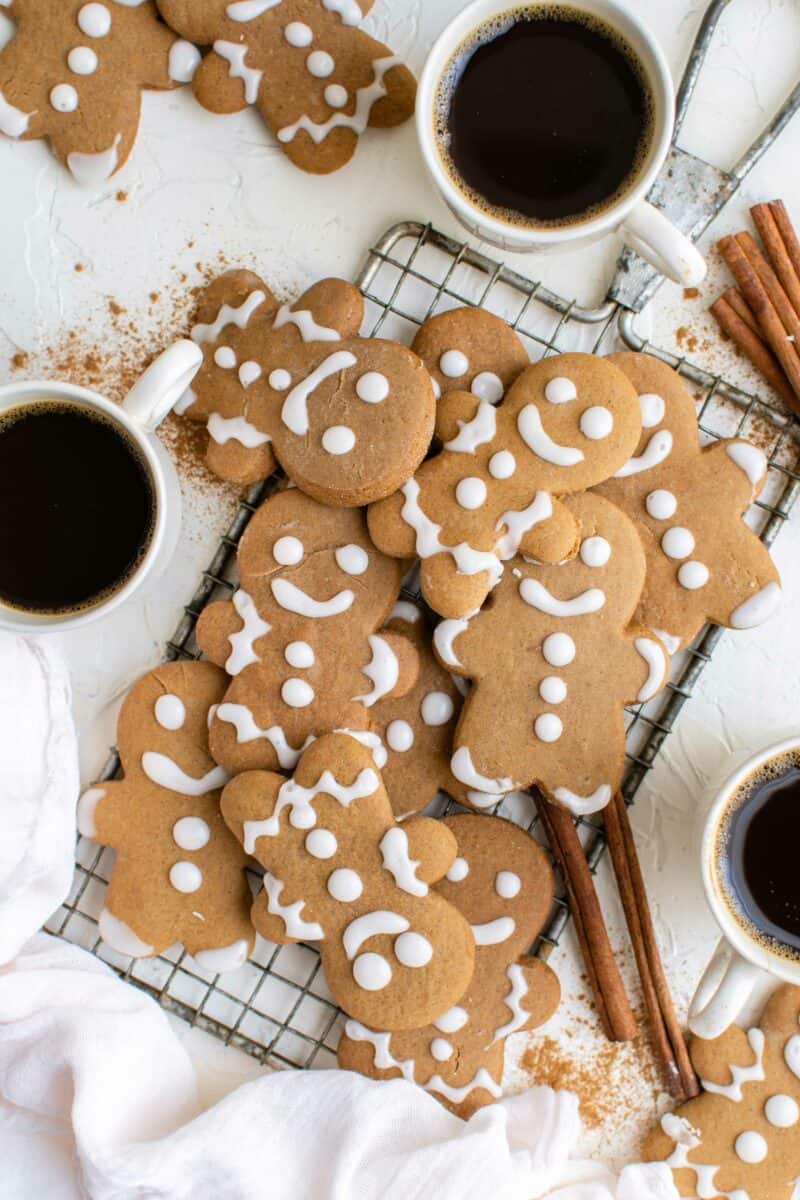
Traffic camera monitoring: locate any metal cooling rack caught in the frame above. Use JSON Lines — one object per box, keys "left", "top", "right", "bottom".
{"left": 47, "top": 220, "right": 800, "bottom": 1071}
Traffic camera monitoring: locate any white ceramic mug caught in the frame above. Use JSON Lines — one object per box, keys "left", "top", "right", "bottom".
{"left": 690, "top": 735, "right": 800, "bottom": 1041}
{"left": 416, "top": 0, "right": 706, "bottom": 286}
{"left": 0, "top": 339, "right": 202, "bottom": 634}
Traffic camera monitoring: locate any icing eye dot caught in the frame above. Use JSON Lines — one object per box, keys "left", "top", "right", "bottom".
{"left": 580, "top": 536, "right": 611, "bottom": 568}
{"left": 539, "top": 676, "right": 567, "bottom": 705}
{"left": 661, "top": 527, "right": 695, "bottom": 560}
{"left": 645, "top": 489, "right": 677, "bottom": 520}
{"left": 239, "top": 361, "right": 261, "bottom": 388}
{"left": 496, "top": 870, "right": 521, "bottom": 898}
{"left": 214, "top": 346, "right": 237, "bottom": 369}
{"left": 327, "top": 867, "right": 363, "bottom": 902}
{"left": 355, "top": 371, "right": 389, "bottom": 403}
{"left": 172, "top": 817, "right": 210, "bottom": 851}
{"left": 489, "top": 450, "right": 516, "bottom": 479}
{"left": 435, "top": 1005, "right": 468, "bottom": 1032}
{"left": 281, "top": 679, "right": 315, "bottom": 708}
{"left": 430, "top": 1038, "right": 453, "bottom": 1062}
{"left": 455, "top": 477, "right": 487, "bottom": 510}
{"left": 284, "top": 21, "right": 313, "bottom": 47}
{"left": 545, "top": 377, "right": 577, "bottom": 404}
{"left": 678, "top": 561, "right": 709, "bottom": 590}
{"left": 734, "top": 1131, "right": 767, "bottom": 1165}
{"left": 50, "top": 84, "right": 79, "bottom": 112}
{"left": 353, "top": 952, "right": 391, "bottom": 991}
{"left": 535, "top": 713, "right": 563, "bottom": 742}
{"left": 68, "top": 46, "right": 98, "bottom": 75}
{"left": 154, "top": 693, "right": 186, "bottom": 730}
{"left": 542, "top": 633, "right": 575, "bottom": 667}
{"left": 394, "top": 931, "right": 433, "bottom": 968}
{"left": 322, "top": 425, "right": 355, "bottom": 455}
{"left": 439, "top": 349, "right": 469, "bottom": 378}
{"left": 78, "top": 3, "right": 111, "bottom": 38}
{"left": 765, "top": 1094, "right": 799, "bottom": 1127}
{"left": 325, "top": 83, "right": 349, "bottom": 108}
{"left": 580, "top": 406, "right": 614, "bottom": 440}
{"left": 307, "top": 50, "right": 335, "bottom": 77}
{"left": 169, "top": 861, "right": 203, "bottom": 894}
{"left": 335, "top": 544, "right": 369, "bottom": 575}
{"left": 269, "top": 368, "right": 291, "bottom": 391}
{"left": 273, "top": 536, "right": 304, "bottom": 565}
{"left": 386, "top": 719, "right": 414, "bottom": 752}
{"left": 421, "top": 691, "right": 454, "bottom": 726}
{"left": 285, "top": 641, "right": 315, "bottom": 669}
{"left": 446, "top": 856, "right": 469, "bottom": 882}
{"left": 640, "top": 393, "right": 665, "bottom": 428}
{"left": 305, "top": 828, "right": 337, "bottom": 859}
{"left": 471, "top": 371, "right": 504, "bottom": 404}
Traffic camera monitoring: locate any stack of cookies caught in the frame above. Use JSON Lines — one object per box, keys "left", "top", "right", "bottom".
{"left": 78, "top": 274, "right": 782, "bottom": 1116}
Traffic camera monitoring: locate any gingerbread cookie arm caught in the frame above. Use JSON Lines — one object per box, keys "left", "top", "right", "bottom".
{"left": 617, "top": 629, "right": 670, "bottom": 707}
{"left": 515, "top": 497, "right": 579, "bottom": 565}
{"left": 134, "top": 15, "right": 184, "bottom": 90}
{"left": 353, "top": 630, "right": 419, "bottom": 707}
{"left": 220, "top": 769, "right": 286, "bottom": 851}
{"left": 192, "top": 50, "right": 258, "bottom": 116}
{"left": 76, "top": 779, "right": 131, "bottom": 850}
{"left": 394, "top": 816, "right": 458, "bottom": 885}
{"left": 196, "top": 593, "right": 271, "bottom": 676}
{"left": 512, "top": 955, "right": 561, "bottom": 1032}
{"left": 435, "top": 391, "right": 484, "bottom": 444}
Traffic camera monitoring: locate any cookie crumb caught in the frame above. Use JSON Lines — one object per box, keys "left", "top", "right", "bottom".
{"left": 116, "top": 190, "right": 128, "bottom": 203}
{"left": 11, "top": 351, "right": 28, "bottom": 371}
{"left": 74, "top": 262, "right": 85, "bottom": 273}
{"left": 683, "top": 287, "right": 699, "bottom": 300}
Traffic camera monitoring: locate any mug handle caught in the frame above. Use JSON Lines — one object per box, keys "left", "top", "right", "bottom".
{"left": 688, "top": 936, "right": 764, "bottom": 1040}
{"left": 122, "top": 340, "right": 203, "bottom": 433}
{"left": 621, "top": 199, "right": 707, "bottom": 288}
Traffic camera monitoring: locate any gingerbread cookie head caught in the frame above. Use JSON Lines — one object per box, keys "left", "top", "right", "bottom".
{"left": 157, "top": 0, "right": 416, "bottom": 174}
{"left": 338, "top": 814, "right": 560, "bottom": 1118}
{"left": 0, "top": 1, "right": 196, "bottom": 183}
{"left": 176, "top": 269, "right": 435, "bottom": 501}
{"left": 411, "top": 307, "right": 530, "bottom": 409}
{"left": 597, "top": 352, "right": 782, "bottom": 652}
{"left": 368, "top": 352, "right": 643, "bottom": 619}
{"left": 436, "top": 491, "right": 669, "bottom": 813}
{"left": 221, "top": 733, "right": 476, "bottom": 1030}
{"left": 643, "top": 984, "right": 800, "bottom": 1199}
{"left": 197, "top": 488, "right": 418, "bottom": 775}
{"left": 76, "top": 661, "right": 254, "bottom": 972}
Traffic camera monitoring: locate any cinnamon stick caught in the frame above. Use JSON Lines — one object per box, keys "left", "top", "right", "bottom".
{"left": 751, "top": 203, "right": 800, "bottom": 318}
{"left": 709, "top": 293, "right": 798, "bottom": 410}
{"left": 537, "top": 797, "right": 638, "bottom": 1043}
{"left": 735, "top": 231, "right": 800, "bottom": 344}
{"left": 724, "top": 287, "right": 762, "bottom": 337}
{"left": 768, "top": 200, "right": 800, "bottom": 283}
{"left": 604, "top": 793, "right": 701, "bottom": 1102}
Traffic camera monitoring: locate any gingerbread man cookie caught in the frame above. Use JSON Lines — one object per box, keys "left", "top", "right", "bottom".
{"left": 197, "top": 487, "right": 419, "bottom": 776}
{"left": 410, "top": 307, "right": 530, "bottom": 407}
{"left": 0, "top": 1, "right": 198, "bottom": 183}
{"left": 596, "top": 352, "right": 782, "bottom": 653}
{"left": 368, "top": 353, "right": 642, "bottom": 619}
{"left": 435, "top": 492, "right": 669, "bottom": 814}
{"left": 643, "top": 984, "right": 800, "bottom": 1199}
{"left": 176, "top": 269, "right": 435, "bottom": 502}
{"left": 76, "top": 661, "right": 254, "bottom": 972}
{"left": 221, "top": 732, "right": 476, "bottom": 1030}
{"left": 157, "top": 0, "right": 416, "bottom": 174}
{"left": 338, "top": 813, "right": 560, "bottom": 1118}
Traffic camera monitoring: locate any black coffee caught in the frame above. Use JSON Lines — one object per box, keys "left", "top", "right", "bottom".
{"left": 437, "top": 6, "right": 654, "bottom": 227}
{"left": 0, "top": 402, "right": 155, "bottom": 614}
{"left": 722, "top": 757, "right": 800, "bottom": 954}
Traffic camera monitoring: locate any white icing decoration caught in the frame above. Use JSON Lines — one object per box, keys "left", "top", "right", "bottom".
{"left": 269, "top": 368, "right": 291, "bottom": 391}
{"left": 495, "top": 492, "right": 554, "bottom": 561}
{"left": 327, "top": 868, "right": 363, "bottom": 902}
{"left": 386, "top": 720, "right": 414, "bottom": 752}
{"left": 169, "top": 861, "right": 203, "bottom": 894}
{"left": 281, "top": 678, "right": 315, "bottom": 708}
{"left": 421, "top": 691, "right": 454, "bottom": 727}
{"left": 67, "top": 133, "right": 121, "bottom": 183}
{"left": 440, "top": 350, "right": 469, "bottom": 378}
{"left": 517, "top": 405, "right": 584, "bottom": 466}
{"left": 734, "top": 1131, "right": 767, "bottom": 1165}
{"left": 391, "top": 601, "right": 421, "bottom": 624}
{"left": 322, "top": 425, "right": 355, "bottom": 455}
{"left": 539, "top": 676, "right": 567, "bottom": 704}
{"left": 141, "top": 753, "right": 229, "bottom": 797}
{"left": 727, "top": 442, "right": 767, "bottom": 489}
{"left": 645, "top": 489, "right": 677, "bottom": 520}
{"left": 305, "top": 828, "right": 337, "bottom": 859}
{"left": 520, "top": 578, "right": 605, "bottom": 618}
{"left": 273, "top": 302, "right": 341, "bottom": 343}
{"left": 343, "top": 911, "right": 409, "bottom": 959}
{"left": 765, "top": 1094, "right": 799, "bottom": 1128}
{"left": 535, "top": 713, "right": 563, "bottom": 742}
{"left": 273, "top": 535, "right": 304, "bottom": 565}
{"left": 0, "top": 88, "right": 33, "bottom": 137}
{"left": 492, "top": 963, "right": 530, "bottom": 1043}
{"left": 455, "top": 476, "right": 487, "bottom": 510}
{"left": 356, "top": 372, "right": 389, "bottom": 404}
{"left": 173, "top": 817, "right": 210, "bottom": 851}
{"left": 489, "top": 450, "right": 516, "bottom": 479}
{"left": 169, "top": 40, "right": 201, "bottom": 83}
{"left": 76, "top": 787, "right": 105, "bottom": 838}
{"left": 226, "top": 0, "right": 281, "bottom": 18}
{"left": 207, "top": 413, "right": 270, "bottom": 449}
{"left": 271, "top": 578, "right": 354, "bottom": 619}
{"left": 78, "top": 4, "right": 112, "bottom": 38}
{"left": 285, "top": 641, "right": 315, "bottom": 668}
{"left": 354, "top": 635, "right": 399, "bottom": 707}
{"left": 580, "top": 406, "right": 613, "bottom": 440}
{"left": 353, "top": 953, "right": 392, "bottom": 991}
{"left": 307, "top": 50, "right": 334, "bottom": 78}
{"left": 697, "top": 1028, "right": 766, "bottom": 1102}
{"left": 730, "top": 582, "right": 782, "bottom": 629}
{"left": 661, "top": 527, "right": 695, "bottom": 560}
{"left": 635, "top": 638, "right": 666, "bottom": 702}
{"left": 446, "top": 857, "right": 469, "bottom": 883}
{"left": 430, "top": 1038, "right": 453, "bottom": 1062}
{"left": 433, "top": 615, "right": 471, "bottom": 669}
{"left": 400, "top": 480, "right": 502, "bottom": 583}
{"left": 321, "top": 0, "right": 361, "bottom": 24}
{"left": 542, "top": 633, "right": 576, "bottom": 667}
{"left": 68, "top": 47, "right": 98, "bottom": 75}
{"left": 544, "top": 377, "right": 576, "bottom": 404}
{"left": 154, "top": 693, "right": 186, "bottom": 731}
{"left": 495, "top": 871, "right": 521, "bottom": 899}
{"left": 325, "top": 84, "right": 348, "bottom": 108}
{"left": 435, "top": 1007, "right": 468, "bottom": 1033}
{"left": 394, "top": 931, "right": 432, "bottom": 968}
{"left": 336, "top": 729, "right": 387, "bottom": 770}
{"left": 98, "top": 909, "right": 153, "bottom": 958}
{"left": 614, "top": 430, "right": 673, "bottom": 477}
{"left": 51, "top": 85, "right": 79, "bottom": 113}
{"left": 552, "top": 785, "right": 612, "bottom": 815}
{"left": 471, "top": 372, "right": 504, "bottom": 404}
{"left": 214, "top": 41, "right": 263, "bottom": 104}
{"left": 679, "top": 561, "right": 710, "bottom": 590}
{"left": 242, "top": 767, "right": 378, "bottom": 850}
{"left": 640, "top": 393, "right": 665, "bottom": 428}
{"left": 284, "top": 21, "right": 313, "bottom": 47}
{"left": 215, "top": 704, "right": 308, "bottom": 771}
{"left": 785, "top": 1034, "right": 800, "bottom": 1078}
{"left": 226, "top": 590, "right": 271, "bottom": 675}
{"left": 207, "top": 705, "right": 218, "bottom": 729}
{"left": 192, "top": 290, "right": 266, "bottom": 345}
{"left": 238, "top": 360, "right": 262, "bottom": 388}
{"left": 579, "top": 536, "right": 611, "bottom": 568}
{"left": 336, "top": 544, "right": 368, "bottom": 575}
{"left": 450, "top": 746, "right": 518, "bottom": 795}
{"left": 380, "top": 828, "right": 426, "bottom": 896}
{"left": 191, "top": 939, "right": 250, "bottom": 974}
{"left": 278, "top": 57, "right": 402, "bottom": 145}
{"left": 263, "top": 872, "right": 323, "bottom": 941}
{"left": 472, "top": 917, "right": 515, "bottom": 945}
{"left": 444, "top": 400, "right": 496, "bottom": 454}
{"left": 655, "top": 629, "right": 682, "bottom": 655}
{"left": 281, "top": 351, "right": 357, "bottom": 435}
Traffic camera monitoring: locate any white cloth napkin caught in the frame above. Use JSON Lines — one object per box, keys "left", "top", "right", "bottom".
{"left": 0, "top": 633, "right": 678, "bottom": 1200}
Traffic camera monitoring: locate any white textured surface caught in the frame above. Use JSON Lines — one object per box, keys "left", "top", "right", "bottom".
{"left": 1, "top": 0, "right": 799, "bottom": 1180}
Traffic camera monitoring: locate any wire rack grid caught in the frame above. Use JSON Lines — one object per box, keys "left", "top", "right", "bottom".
{"left": 47, "top": 220, "right": 800, "bottom": 1072}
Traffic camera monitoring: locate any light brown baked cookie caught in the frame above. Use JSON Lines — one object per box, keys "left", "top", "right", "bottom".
{"left": 643, "top": 984, "right": 800, "bottom": 1199}
{"left": 76, "top": 661, "right": 254, "bottom": 972}
{"left": 435, "top": 492, "right": 669, "bottom": 815}
{"left": 411, "top": 307, "right": 530, "bottom": 408}
{"left": 595, "top": 352, "right": 781, "bottom": 653}
{"left": 221, "top": 732, "right": 476, "bottom": 1030}
{"left": 157, "top": 0, "right": 416, "bottom": 174}
{"left": 177, "top": 269, "right": 435, "bottom": 504}
{"left": 338, "top": 813, "right": 560, "bottom": 1118}
{"left": 368, "top": 353, "right": 642, "bottom": 619}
